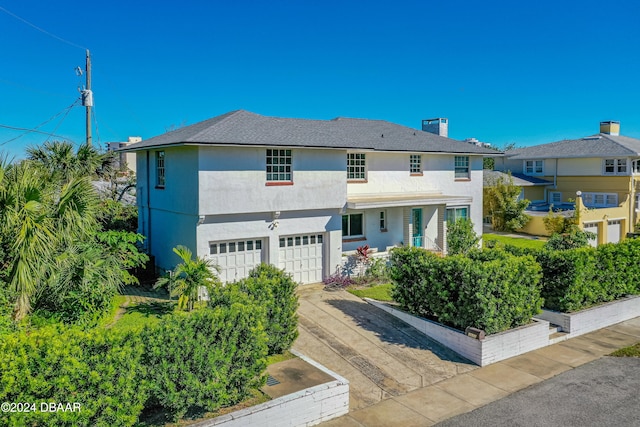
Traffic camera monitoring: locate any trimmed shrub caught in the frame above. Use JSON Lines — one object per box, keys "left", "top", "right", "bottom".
{"left": 142, "top": 304, "right": 267, "bottom": 421}
{"left": 233, "top": 264, "right": 299, "bottom": 355}
{"left": 0, "top": 325, "right": 146, "bottom": 426}
{"left": 446, "top": 218, "right": 480, "bottom": 255}
{"left": 390, "top": 247, "right": 542, "bottom": 334}
{"left": 536, "top": 239, "right": 640, "bottom": 312}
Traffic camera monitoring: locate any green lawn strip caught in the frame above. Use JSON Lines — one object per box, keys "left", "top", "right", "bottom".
{"left": 348, "top": 283, "right": 394, "bottom": 301}
{"left": 610, "top": 342, "right": 640, "bottom": 357}
{"left": 98, "top": 295, "right": 127, "bottom": 328}
{"left": 483, "top": 233, "right": 547, "bottom": 250}
{"left": 267, "top": 350, "right": 296, "bottom": 365}
{"left": 110, "top": 299, "right": 175, "bottom": 332}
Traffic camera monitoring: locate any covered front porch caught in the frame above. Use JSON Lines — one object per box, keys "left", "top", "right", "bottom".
{"left": 341, "top": 193, "right": 473, "bottom": 257}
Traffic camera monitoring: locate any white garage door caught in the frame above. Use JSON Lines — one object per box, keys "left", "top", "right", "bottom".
{"left": 278, "top": 234, "right": 324, "bottom": 284}
{"left": 208, "top": 239, "right": 263, "bottom": 283}
{"left": 583, "top": 222, "right": 599, "bottom": 247}
{"left": 607, "top": 220, "right": 621, "bottom": 244}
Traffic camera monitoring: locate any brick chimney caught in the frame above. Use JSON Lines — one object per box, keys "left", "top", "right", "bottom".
{"left": 600, "top": 121, "right": 620, "bottom": 136}
{"left": 422, "top": 118, "right": 448, "bottom": 138}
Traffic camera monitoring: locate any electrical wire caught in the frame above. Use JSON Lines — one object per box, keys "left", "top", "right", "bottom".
{"left": 44, "top": 101, "right": 79, "bottom": 144}
{"left": 0, "top": 124, "right": 72, "bottom": 143}
{"left": 92, "top": 107, "right": 101, "bottom": 147}
{"left": 0, "top": 99, "right": 80, "bottom": 145}
{"left": 0, "top": 6, "right": 87, "bottom": 51}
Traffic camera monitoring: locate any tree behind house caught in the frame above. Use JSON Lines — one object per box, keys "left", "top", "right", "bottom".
{"left": 484, "top": 173, "right": 530, "bottom": 232}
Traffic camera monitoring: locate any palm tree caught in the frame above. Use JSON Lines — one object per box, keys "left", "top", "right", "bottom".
{"left": 0, "top": 157, "right": 102, "bottom": 320}
{"left": 155, "top": 245, "right": 220, "bottom": 311}
{"left": 0, "top": 161, "right": 54, "bottom": 319}
{"left": 26, "top": 141, "right": 112, "bottom": 183}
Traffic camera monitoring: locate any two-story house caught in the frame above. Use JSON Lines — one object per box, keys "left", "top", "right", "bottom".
{"left": 124, "top": 110, "right": 495, "bottom": 283}
{"left": 495, "top": 121, "right": 640, "bottom": 244}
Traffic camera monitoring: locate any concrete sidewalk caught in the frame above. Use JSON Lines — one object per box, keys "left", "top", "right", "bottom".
{"left": 321, "top": 317, "right": 640, "bottom": 426}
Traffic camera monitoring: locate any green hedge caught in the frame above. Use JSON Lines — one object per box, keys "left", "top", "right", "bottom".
{"left": 142, "top": 304, "right": 268, "bottom": 421}
{"left": 389, "top": 247, "right": 542, "bottom": 334}
{"left": 0, "top": 326, "right": 146, "bottom": 427}
{"left": 0, "top": 303, "right": 269, "bottom": 425}
{"left": 535, "top": 239, "right": 640, "bottom": 312}
{"left": 231, "top": 264, "right": 299, "bottom": 355}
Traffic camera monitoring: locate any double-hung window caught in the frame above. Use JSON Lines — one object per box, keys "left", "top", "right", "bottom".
{"left": 156, "top": 151, "right": 165, "bottom": 188}
{"left": 347, "top": 153, "right": 366, "bottom": 181}
{"left": 342, "top": 213, "right": 364, "bottom": 237}
{"left": 410, "top": 154, "right": 422, "bottom": 174}
{"left": 604, "top": 158, "right": 628, "bottom": 175}
{"left": 524, "top": 160, "right": 544, "bottom": 175}
{"left": 454, "top": 156, "right": 470, "bottom": 179}
{"left": 266, "top": 149, "right": 292, "bottom": 182}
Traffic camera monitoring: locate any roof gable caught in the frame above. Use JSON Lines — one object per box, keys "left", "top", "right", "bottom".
{"left": 125, "top": 110, "right": 498, "bottom": 155}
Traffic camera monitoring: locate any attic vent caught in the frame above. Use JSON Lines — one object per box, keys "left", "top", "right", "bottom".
{"left": 582, "top": 136, "right": 602, "bottom": 141}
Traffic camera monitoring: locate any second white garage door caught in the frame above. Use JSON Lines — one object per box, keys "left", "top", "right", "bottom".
{"left": 607, "top": 220, "right": 622, "bottom": 244}
{"left": 278, "top": 234, "right": 324, "bottom": 284}
{"left": 208, "top": 239, "right": 263, "bottom": 283}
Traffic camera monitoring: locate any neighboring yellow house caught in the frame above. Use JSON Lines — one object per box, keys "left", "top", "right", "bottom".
{"left": 494, "top": 121, "right": 640, "bottom": 245}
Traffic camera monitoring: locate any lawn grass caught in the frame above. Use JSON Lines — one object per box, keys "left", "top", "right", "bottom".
{"left": 110, "top": 300, "right": 175, "bottom": 332}
{"left": 266, "top": 350, "right": 296, "bottom": 365}
{"left": 610, "top": 342, "right": 640, "bottom": 357}
{"left": 483, "top": 233, "right": 547, "bottom": 250}
{"left": 348, "top": 283, "right": 394, "bottom": 302}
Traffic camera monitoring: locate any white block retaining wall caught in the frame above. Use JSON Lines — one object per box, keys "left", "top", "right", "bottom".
{"left": 365, "top": 298, "right": 550, "bottom": 366}
{"left": 193, "top": 350, "right": 349, "bottom": 427}
{"left": 535, "top": 295, "right": 640, "bottom": 338}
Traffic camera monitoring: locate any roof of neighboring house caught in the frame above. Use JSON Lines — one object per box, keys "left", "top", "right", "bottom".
{"left": 123, "top": 110, "right": 498, "bottom": 155}
{"left": 506, "top": 133, "right": 640, "bottom": 160}
{"left": 483, "top": 170, "right": 552, "bottom": 187}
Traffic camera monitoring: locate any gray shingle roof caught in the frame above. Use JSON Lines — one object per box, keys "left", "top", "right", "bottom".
{"left": 483, "top": 170, "right": 552, "bottom": 187}
{"left": 123, "top": 110, "right": 499, "bottom": 155}
{"left": 506, "top": 134, "right": 640, "bottom": 160}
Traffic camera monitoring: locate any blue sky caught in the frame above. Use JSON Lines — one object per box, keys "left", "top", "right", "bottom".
{"left": 1, "top": 0, "right": 639, "bottom": 158}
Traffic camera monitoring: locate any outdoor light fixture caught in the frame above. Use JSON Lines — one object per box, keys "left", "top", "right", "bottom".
{"left": 465, "top": 326, "right": 486, "bottom": 340}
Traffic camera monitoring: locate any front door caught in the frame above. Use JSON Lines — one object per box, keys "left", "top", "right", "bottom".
{"left": 412, "top": 208, "right": 423, "bottom": 247}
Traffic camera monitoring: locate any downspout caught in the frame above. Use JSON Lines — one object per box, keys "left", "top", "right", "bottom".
{"left": 630, "top": 169, "right": 636, "bottom": 234}
{"left": 146, "top": 150, "right": 152, "bottom": 254}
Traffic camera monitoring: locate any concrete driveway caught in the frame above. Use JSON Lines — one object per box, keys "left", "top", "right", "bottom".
{"left": 293, "top": 284, "right": 476, "bottom": 410}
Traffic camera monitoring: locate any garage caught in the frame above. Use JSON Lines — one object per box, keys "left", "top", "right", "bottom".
{"left": 208, "top": 239, "right": 264, "bottom": 283}
{"left": 607, "top": 220, "right": 622, "bottom": 244}
{"left": 583, "top": 222, "right": 599, "bottom": 247}
{"left": 278, "top": 233, "right": 324, "bottom": 284}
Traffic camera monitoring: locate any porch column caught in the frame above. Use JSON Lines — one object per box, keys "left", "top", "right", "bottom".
{"left": 403, "top": 207, "right": 413, "bottom": 247}
{"left": 437, "top": 205, "right": 447, "bottom": 254}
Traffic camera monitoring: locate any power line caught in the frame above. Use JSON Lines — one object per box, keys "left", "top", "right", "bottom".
{"left": 45, "top": 101, "right": 80, "bottom": 144}
{"left": 0, "top": 5, "right": 87, "bottom": 50}
{"left": 0, "top": 124, "right": 73, "bottom": 143}
{"left": 0, "top": 99, "right": 80, "bottom": 145}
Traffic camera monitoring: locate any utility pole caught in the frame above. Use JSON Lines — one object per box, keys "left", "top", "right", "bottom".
{"left": 81, "top": 49, "right": 93, "bottom": 146}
